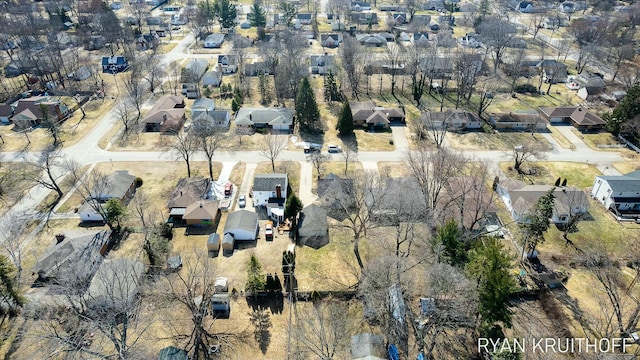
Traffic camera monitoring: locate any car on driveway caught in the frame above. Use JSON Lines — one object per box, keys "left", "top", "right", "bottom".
{"left": 238, "top": 194, "right": 246, "bottom": 208}
{"left": 224, "top": 182, "right": 233, "bottom": 196}
{"left": 327, "top": 145, "right": 341, "bottom": 153}
{"left": 265, "top": 221, "right": 274, "bottom": 241}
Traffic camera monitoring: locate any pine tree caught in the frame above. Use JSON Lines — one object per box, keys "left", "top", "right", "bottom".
{"left": 285, "top": 193, "right": 303, "bottom": 220}
{"left": 336, "top": 100, "right": 354, "bottom": 136}
{"left": 323, "top": 70, "right": 341, "bottom": 102}
{"left": 246, "top": 255, "right": 265, "bottom": 295}
{"left": 0, "top": 255, "right": 25, "bottom": 319}
{"left": 295, "top": 77, "right": 321, "bottom": 133}
{"left": 258, "top": 73, "right": 272, "bottom": 105}
{"left": 434, "top": 220, "right": 467, "bottom": 267}
{"left": 520, "top": 188, "right": 555, "bottom": 255}
{"left": 604, "top": 82, "right": 640, "bottom": 135}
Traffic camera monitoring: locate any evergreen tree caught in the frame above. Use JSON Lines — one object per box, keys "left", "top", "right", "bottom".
{"left": 231, "top": 98, "right": 240, "bottom": 113}
{"left": 279, "top": 1, "right": 297, "bottom": 27}
{"left": 285, "top": 193, "right": 303, "bottom": 220}
{"left": 258, "top": 72, "right": 272, "bottom": 105}
{"left": 434, "top": 220, "right": 467, "bottom": 267}
{"left": 323, "top": 70, "right": 341, "bottom": 102}
{"left": 248, "top": 1, "right": 267, "bottom": 39}
{"left": 104, "top": 198, "right": 126, "bottom": 230}
{"left": 604, "top": 82, "right": 640, "bottom": 136}
{"left": 520, "top": 188, "right": 555, "bottom": 255}
{"left": 213, "top": 0, "right": 237, "bottom": 29}
{"left": 295, "top": 77, "right": 321, "bottom": 133}
{"left": 0, "top": 254, "right": 25, "bottom": 319}
{"left": 336, "top": 101, "right": 354, "bottom": 136}
{"left": 466, "top": 237, "right": 516, "bottom": 335}
{"left": 246, "top": 255, "right": 265, "bottom": 295}
{"left": 476, "top": 0, "right": 490, "bottom": 25}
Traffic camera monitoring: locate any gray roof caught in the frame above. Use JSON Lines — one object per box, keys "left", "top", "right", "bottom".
{"left": 184, "top": 59, "right": 209, "bottom": 79}
{"left": 224, "top": 210, "right": 259, "bottom": 234}
{"left": 168, "top": 177, "right": 210, "bottom": 209}
{"left": 34, "top": 230, "right": 111, "bottom": 283}
{"left": 192, "top": 98, "right": 215, "bottom": 113}
{"left": 599, "top": 170, "right": 640, "bottom": 193}
{"left": 298, "top": 204, "right": 329, "bottom": 249}
{"left": 253, "top": 173, "right": 288, "bottom": 192}
{"left": 100, "top": 170, "right": 136, "bottom": 200}
{"left": 235, "top": 107, "right": 294, "bottom": 126}
{"left": 85, "top": 258, "right": 144, "bottom": 306}
{"left": 222, "top": 232, "right": 234, "bottom": 245}
{"left": 193, "top": 110, "right": 230, "bottom": 127}
{"left": 509, "top": 185, "right": 589, "bottom": 216}
{"left": 204, "top": 33, "right": 224, "bottom": 44}
{"left": 208, "top": 233, "right": 220, "bottom": 246}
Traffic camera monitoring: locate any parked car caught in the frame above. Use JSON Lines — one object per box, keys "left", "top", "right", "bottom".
{"left": 224, "top": 182, "right": 233, "bottom": 196}
{"left": 304, "top": 143, "right": 321, "bottom": 153}
{"left": 265, "top": 221, "right": 274, "bottom": 241}
{"left": 238, "top": 194, "right": 246, "bottom": 208}
{"left": 327, "top": 145, "right": 341, "bottom": 153}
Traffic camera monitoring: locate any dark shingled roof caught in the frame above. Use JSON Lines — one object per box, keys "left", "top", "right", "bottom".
{"left": 298, "top": 204, "right": 329, "bottom": 249}
{"left": 168, "top": 177, "right": 210, "bottom": 209}
{"left": 253, "top": 173, "right": 288, "bottom": 192}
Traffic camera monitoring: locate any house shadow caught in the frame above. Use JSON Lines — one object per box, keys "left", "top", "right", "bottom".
{"left": 255, "top": 205, "right": 269, "bottom": 221}
{"left": 184, "top": 225, "right": 217, "bottom": 236}
{"left": 339, "top": 134, "right": 359, "bottom": 153}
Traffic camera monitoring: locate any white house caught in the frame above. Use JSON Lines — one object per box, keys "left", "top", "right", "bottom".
{"left": 497, "top": 180, "right": 589, "bottom": 224}
{"left": 78, "top": 171, "right": 137, "bottom": 222}
{"left": 203, "top": 34, "right": 225, "bottom": 48}
{"left": 202, "top": 65, "right": 223, "bottom": 87}
{"left": 223, "top": 210, "right": 259, "bottom": 241}
{"left": 592, "top": 171, "right": 640, "bottom": 213}
{"left": 252, "top": 173, "right": 288, "bottom": 221}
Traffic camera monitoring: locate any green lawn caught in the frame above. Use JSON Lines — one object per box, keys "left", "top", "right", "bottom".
{"left": 448, "top": 132, "right": 553, "bottom": 151}
{"left": 499, "top": 161, "right": 601, "bottom": 188}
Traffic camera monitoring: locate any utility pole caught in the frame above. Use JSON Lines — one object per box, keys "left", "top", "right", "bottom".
{"left": 285, "top": 259, "right": 295, "bottom": 359}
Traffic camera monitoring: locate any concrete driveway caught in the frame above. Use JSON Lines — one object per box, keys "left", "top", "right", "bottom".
{"left": 551, "top": 125, "right": 592, "bottom": 153}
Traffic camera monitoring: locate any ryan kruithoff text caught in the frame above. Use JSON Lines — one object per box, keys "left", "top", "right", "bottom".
{"left": 478, "top": 338, "right": 633, "bottom": 354}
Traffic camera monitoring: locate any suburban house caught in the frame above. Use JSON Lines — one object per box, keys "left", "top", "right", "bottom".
{"left": 244, "top": 56, "right": 270, "bottom": 76}
{"left": 512, "top": 0, "right": 534, "bottom": 12}
{"left": 309, "top": 54, "right": 334, "bottom": 75}
{"left": 223, "top": 210, "right": 259, "bottom": 241}
{"left": 78, "top": 170, "right": 137, "bottom": 222}
{"left": 135, "top": 33, "right": 159, "bottom": 50}
{"left": 378, "top": 4, "right": 400, "bottom": 11}
{"left": 538, "top": 106, "right": 606, "bottom": 131}
{"left": 234, "top": 107, "right": 294, "bottom": 133}
{"left": 297, "top": 204, "right": 329, "bottom": 249}
{"left": 372, "top": 177, "right": 428, "bottom": 225}
{"left": 496, "top": 180, "right": 589, "bottom": 224}
{"left": 423, "top": 0, "right": 445, "bottom": 10}
{"left": 182, "top": 200, "right": 221, "bottom": 227}
{"left": 252, "top": 173, "right": 288, "bottom": 221}
{"left": 84, "top": 258, "right": 145, "bottom": 310}
{"left": 591, "top": 170, "right": 640, "bottom": 215}
{"left": 4, "top": 62, "right": 22, "bottom": 77}
{"left": 420, "top": 110, "right": 482, "bottom": 131}
{"left": 537, "top": 59, "right": 568, "bottom": 84}
{"left": 101, "top": 56, "right": 128, "bottom": 73}
{"left": 413, "top": 32, "right": 431, "bottom": 46}
{"left": 167, "top": 177, "right": 214, "bottom": 223}
{"left": 203, "top": 33, "right": 225, "bottom": 48}
{"left": 9, "top": 96, "right": 71, "bottom": 129}
{"left": 355, "top": 34, "right": 386, "bottom": 47}
{"left": 351, "top": 1, "right": 372, "bottom": 11}
{"left": 142, "top": 95, "right": 186, "bottom": 133}
{"left": 218, "top": 55, "right": 238, "bottom": 74}
{"left": 392, "top": 13, "right": 408, "bottom": 24}
{"left": 351, "top": 12, "right": 378, "bottom": 25}
{"left": 182, "top": 59, "right": 208, "bottom": 83}
{"left": 202, "top": 64, "right": 223, "bottom": 87}
{"left": 191, "top": 98, "right": 230, "bottom": 128}
{"left": 0, "top": 105, "right": 12, "bottom": 124}
{"left": 350, "top": 102, "right": 405, "bottom": 127}
{"left": 296, "top": 13, "right": 312, "bottom": 25}
{"left": 320, "top": 33, "right": 342, "bottom": 48}
{"left": 317, "top": 174, "right": 354, "bottom": 220}
{"left": 33, "top": 230, "right": 111, "bottom": 285}
{"left": 576, "top": 74, "right": 607, "bottom": 100}
{"left": 412, "top": 14, "right": 432, "bottom": 27}
{"left": 489, "top": 111, "right": 548, "bottom": 131}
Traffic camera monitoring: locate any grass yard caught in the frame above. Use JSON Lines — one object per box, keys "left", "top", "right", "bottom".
{"left": 378, "top": 161, "right": 411, "bottom": 177}
{"left": 447, "top": 131, "right": 553, "bottom": 151}
{"left": 312, "top": 161, "right": 364, "bottom": 192}
{"left": 255, "top": 161, "right": 301, "bottom": 194}
{"left": 546, "top": 126, "right": 575, "bottom": 150}
{"left": 499, "top": 161, "right": 602, "bottom": 188}
{"left": 613, "top": 160, "right": 640, "bottom": 174}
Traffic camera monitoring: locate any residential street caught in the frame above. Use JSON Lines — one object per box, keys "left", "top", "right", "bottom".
{"left": 0, "top": 32, "right": 629, "bottom": 244}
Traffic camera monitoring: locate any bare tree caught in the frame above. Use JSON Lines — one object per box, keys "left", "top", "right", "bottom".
{"left": 340, "top": 147, "right": 357, "bottom": 177}
{"left": 340, "top": 36, "right": 364, "bottom": 98}
{"left": 475, "top": 17, "right": 517, "bottom": 72}
{"left": 508, "top": 138, "right": 547, "bottom": 175}
{"left": 260, "top": 133, "right": 287, "bottom": 172}
{"left": 292, "top": 300, "right": 355, "bottom": 359}
{"left": 445, "top": 161, "right": 495, "bottom": 232}
{"left": 142, "top": 49, "right": 165, "bottom": 95}
{"left": 22, "top": 147, "right": 66, "bottom": 203}
{"left": 114, "top": 98, "right": 137, "bottom": 139}
{"left": 171, "top": 132, "right": 199, "bottom": 178}
{"left": 130, "top": 190, "right": 152, "bottom": 228}
{"left": 309, "top": 153, "right": 330, "bottom": 180}
{"left": 0, "top": 215, "right": 28, "bottom": 286}
{"left": 407, "top": 147, "right": 468, "bottom": 225}
{"left": 413, "top": 111, "right": 451, "bottom": 148}
{"left": 30, "top": 259, "right": 149, "bottom": 360}
{"left": 162, "top": 251, "right": 244, "bottom": 358}
{"left": 122, "top": 70, "right": 147, "bottom": 125}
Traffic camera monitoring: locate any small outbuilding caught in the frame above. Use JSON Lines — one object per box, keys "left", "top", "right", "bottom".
{"left": 208, "top": 233, "right": 221, "bottom": 253}
{"left": 223, "top": 210, "right": 259, "bottom": 241}
{"left": 222, "top": 233, "right": 234, "bottom": 254}
{"left": 158, "top": 346, "right": 188, "bottom": 360}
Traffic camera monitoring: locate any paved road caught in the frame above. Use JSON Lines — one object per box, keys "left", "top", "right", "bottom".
{"left": 0, "top": 30, "right": 630, "bottom": 242}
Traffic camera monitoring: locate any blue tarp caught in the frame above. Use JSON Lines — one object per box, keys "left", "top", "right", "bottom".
{"left": 417, "top": 351, "right": 425, "bottom": 360}
{"left": 388, "top": 345, "right": 399, "bottom": 360}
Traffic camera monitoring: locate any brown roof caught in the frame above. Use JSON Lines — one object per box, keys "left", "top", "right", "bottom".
{"left": 0, "top": 105, "right": 12, "bottom": 117}
{"left": 366, "top": 110, "right": 390, "bottom": 125}
{"left": 491, "top": 111, "right": 543, "bottom": 123}
{"left": 13, "top": 97, "right": 66, "bottom": 121}
{"left": 183, "top": 200, "right": 220, "bottom": 220}
{"left": 539, "top": 106, "right": 576, "bottom": 118}
{"left": 148, "top": 95, "right": 185, "bottom": 113}
{"left": 168, "top": 177, "right": 210, "bottom": 209}
{"left": 539, "top": 106, "right": 604, "bottom": 126}
{"left": 509, "top": 185, "right": 589, "bottom": 217}
{"left": 142, "top": 109, "right": 185, "bottom": 125}
{"left": 351, "top": 101, "right": 377, "bottom": 121}
{"left": 381, "top": 108, "right": 405, "bottom": 119}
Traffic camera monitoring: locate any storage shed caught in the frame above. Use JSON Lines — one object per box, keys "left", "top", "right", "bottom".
{"left": 208, "top": 233, "right": 221, "bottom": 253}
{"left": 223, "top": 210, "right": 259, "bottom": 241}
{"left": 222, "top": 233, "right": 234, "bottom": 254}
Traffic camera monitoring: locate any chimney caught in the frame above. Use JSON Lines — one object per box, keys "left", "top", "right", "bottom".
{"left": 276, "top": 184, "right": 282, "bottom": 199}
{"left": 249, "top": 114, "right": 252, "bottom": 121}
{"left": 180, "top": 191, "right": 183, "bottom": 196}
{"left": 55, "top": 234, "right": 65, "bottom": 244}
